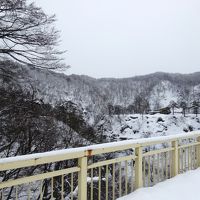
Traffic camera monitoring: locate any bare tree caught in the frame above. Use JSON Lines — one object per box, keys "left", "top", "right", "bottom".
{"left": 169, "top": 100, "right": 178, "bottom": 115}
{"left": 192, "top": 101, "right": 199, "bottom": 117}
{"left": 180, "top": 101, "right": 187, "bottom": 117}
{"left": 134, "top": 95, "right": 149, "bottom": 115}
{"left": 0, "top": 0, "right": 68, "bottom": 69}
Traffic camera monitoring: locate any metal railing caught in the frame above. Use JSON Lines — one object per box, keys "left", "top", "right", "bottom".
{"left": 0, "top": 131, "right": 200, "bottom": 199}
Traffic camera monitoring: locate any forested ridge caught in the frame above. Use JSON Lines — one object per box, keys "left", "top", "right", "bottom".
{"left": 1, "top": 60, "right": 200, "bottom": 156}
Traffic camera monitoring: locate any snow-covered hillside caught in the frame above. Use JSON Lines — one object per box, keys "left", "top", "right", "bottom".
{"left": 101, "top": 114, "right": 200, "bottom": 142}
{"left": 2, "top": 62, "right": 200, "bottom": 143}
{"left": 13, "top": 65, "right": 200, "bottom": 123}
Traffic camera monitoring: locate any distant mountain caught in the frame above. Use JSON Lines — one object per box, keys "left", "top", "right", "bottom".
{"left": 3, "top": 62, "right": 200, "bottom": 124}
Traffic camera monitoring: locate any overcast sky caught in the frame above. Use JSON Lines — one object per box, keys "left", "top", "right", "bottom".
{"left": 34, "top": 0, "right": 200, "bottom": 78}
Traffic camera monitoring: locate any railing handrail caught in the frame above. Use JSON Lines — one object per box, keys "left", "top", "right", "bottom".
{"left": 1, "top": 131, "right": 200, "bottom": 171}
{"left": 1, "top": 131, "right": 200, "bottom": 199}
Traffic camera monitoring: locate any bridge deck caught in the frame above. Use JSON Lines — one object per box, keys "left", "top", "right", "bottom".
{"left": 118, "top": 168, "right": 200, "bottom": 200}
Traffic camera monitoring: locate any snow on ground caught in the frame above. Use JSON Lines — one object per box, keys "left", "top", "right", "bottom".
{"left": 107, "top": 114, "right": 200, "bottom": 141}
{"left": 118, "top": 169, "right": 200, "bottom": 200}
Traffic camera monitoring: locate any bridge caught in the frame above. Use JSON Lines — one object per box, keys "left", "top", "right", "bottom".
{"left": 0, "top": 131, "right": 200, "bottom": 199}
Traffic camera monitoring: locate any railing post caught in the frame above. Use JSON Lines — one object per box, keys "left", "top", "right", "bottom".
{"left": 78, "top": 156, "right": 87, "bottom": 200}
{"left": 135, "top": 146, "right": 143, "bottom": 189}
{"left": 197, "top": 137, "right": 200, "bottom": 167}
{"left": 172, "top": 140, "right": 179, "bottom": 177}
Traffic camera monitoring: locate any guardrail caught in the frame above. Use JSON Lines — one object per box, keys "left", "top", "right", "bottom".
{"left": 0, "top": 131, "right": 200, "bottom": 199}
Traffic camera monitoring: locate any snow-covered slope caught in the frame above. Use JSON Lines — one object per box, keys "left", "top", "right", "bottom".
{"left": 149, "top": 81, "right": 178, "bottom": 109}
{"left": 100, "top": 114, "right": 200, "bottom": 141}
{"left": 14, "top": 65, "right": 200, "bottom": 121}
{"left": 3, "top": 61, "right": 200, "bottom": 129}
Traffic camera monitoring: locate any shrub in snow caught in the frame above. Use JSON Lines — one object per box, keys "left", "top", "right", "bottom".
{"left": 157, "top": 117, "right": 165, "bottom": 122}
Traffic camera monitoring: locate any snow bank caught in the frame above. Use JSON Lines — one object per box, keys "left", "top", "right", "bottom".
{"left": 118, "top": 169, "right": 200, "bottom": 200}
{"left": 107, "top": 114, "right": 200, "bottom": 141}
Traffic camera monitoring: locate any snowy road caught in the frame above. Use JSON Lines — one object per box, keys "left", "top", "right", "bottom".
{"left": 118, "top": 168, "right": 200, "bottom": 200}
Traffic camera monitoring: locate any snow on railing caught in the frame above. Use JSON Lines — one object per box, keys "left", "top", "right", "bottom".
{"left": 0, "top": 131, "right": 200, "bottom": 199}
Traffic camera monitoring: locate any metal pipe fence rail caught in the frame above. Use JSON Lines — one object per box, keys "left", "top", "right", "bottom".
{"left": 0, "top": 131, "right": 200, "bottom": 200}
